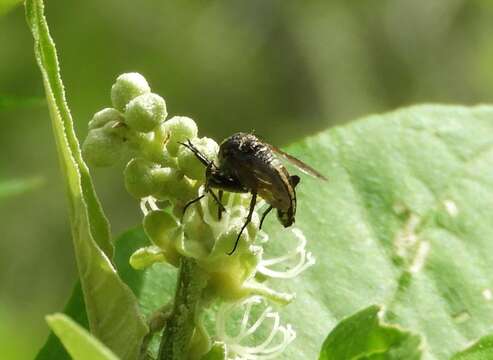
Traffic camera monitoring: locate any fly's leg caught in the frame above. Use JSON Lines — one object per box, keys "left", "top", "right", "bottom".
{"left": 259, "top": 205, "right": 273, "bottom": 229}
{"left": 217, "top": 190, "right": 224, "bottom": 220}
{"left": 181, "top": 194, "right": 205, "bottom": 220}
{"left": 228, "top": 192, "right": 257, "bottom": 255}
{"left": 182, "top": 190, "right": 225, "bottom": 221}
{"left": 208, "top": 189, "right": 226, "bottom": 216}
{"left": 178, "top": 139, "right": 211, "bottom": 167}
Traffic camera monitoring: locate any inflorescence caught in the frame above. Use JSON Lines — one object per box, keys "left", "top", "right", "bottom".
{"left": 82, "top": 72, "right": 314, "bottom": 359}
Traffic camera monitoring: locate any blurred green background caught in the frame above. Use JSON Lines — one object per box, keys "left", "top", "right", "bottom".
{"left": 1, "top": 0, "right": 493, "bottom": 358}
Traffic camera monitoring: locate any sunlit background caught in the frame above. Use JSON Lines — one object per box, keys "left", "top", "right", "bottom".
{"left": 1, "top": 1, "right": 493, "bottom": 358}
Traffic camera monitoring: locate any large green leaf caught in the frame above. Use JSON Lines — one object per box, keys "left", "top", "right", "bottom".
{"left": 46, "top": 314, "right": 119, "bottom": 360}
{"left": 25, "top": 1, "right": 147, "bottom": 358}
{"left": 274, "top": 104, "right": 493, "bottom": 359}
{"left": 36, "top": 105, "right": 493, "bottom": 359}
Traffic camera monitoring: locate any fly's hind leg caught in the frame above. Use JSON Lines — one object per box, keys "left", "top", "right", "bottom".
{"left": 228, "top": 192, "right": 257, "bottom": 255}
{"left": 181, "top": 194, "right": 205, "bottom": 220}
{"left": 217, "top": 190, "right": 224, "bottom": 220}
{"left": 259, "top": 205, "right": 273, "bottom": 229}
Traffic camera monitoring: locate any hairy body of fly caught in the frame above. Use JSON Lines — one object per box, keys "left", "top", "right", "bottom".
{"left": 218, "top": 133, "right": 297, "bottom": 227}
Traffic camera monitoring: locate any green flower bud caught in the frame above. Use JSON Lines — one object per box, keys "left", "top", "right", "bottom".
{"left": 143, "top": 210, "right": 181, "bottom": 267}
{"left": 177, "top": 137, "right": 219, "bottom": 180}
{"left": 125, "top": 93, "right": 167, "bottom": 133}
{"left": 88, "top": 108, "right": 124, "bottom": 130}
{"left": 152, "top": 167, "right": 195, "bottom": 201}
{"left": 164, "top": 116, "right": 198, "bottom": 156}
{"left": 124, "top": 158, "right": 158, "bottom": 198}
{"left": 124, "top": 126, "right": 175, "bottom": 167}
{"left": 111, "top": 72, "right": 151, "bottom": 112}
{"left": 129, "top": 245, "right": 166, "bottom": 270}
{"left": 82, "top": 127, "right": 125, "bottom": 167}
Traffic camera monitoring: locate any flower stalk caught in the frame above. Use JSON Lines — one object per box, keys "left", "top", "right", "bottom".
{"left": 158, "top": 258, "right": 208, "bottom": 360}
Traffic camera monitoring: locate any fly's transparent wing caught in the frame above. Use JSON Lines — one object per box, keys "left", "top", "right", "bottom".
{"left": 268, "top": 144, "right": 328, "bottom": 181}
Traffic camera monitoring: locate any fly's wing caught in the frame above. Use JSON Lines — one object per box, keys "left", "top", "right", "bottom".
{"left": 268, "top": 144, "right": 328, "bottom": 181}
{"left": 222, "top": 149, "right": 292, "bottom": 208}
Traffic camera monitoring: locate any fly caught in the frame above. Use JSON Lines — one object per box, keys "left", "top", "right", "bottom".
{"left": 180, "top": 132, "right": 327, "bottom": 255}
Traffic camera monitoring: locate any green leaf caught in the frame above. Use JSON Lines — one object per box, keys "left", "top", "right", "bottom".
{"left": 319, "top": 305, "right": 421, "bottom": 359}
{"left": 0, "top": 176, "right": 43, "bottom": 199}
{"left": 46, "top": 314, "right": 119, "bottom": 360}
{"left": 451, "top": 334, "right": 493, "bottom": 360}
{"left": 270, "top": 104, "right": 493, "bottom": 359}
{"left": 25, "top": 1, "right": 147, "bottom": 359}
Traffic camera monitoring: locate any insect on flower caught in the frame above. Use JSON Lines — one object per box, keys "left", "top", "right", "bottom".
{"left": 180, "top": 132, "right": 327, "bottom": 255}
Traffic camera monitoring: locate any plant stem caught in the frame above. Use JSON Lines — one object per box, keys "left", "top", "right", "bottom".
{"left": 158, "top": 257, "right": 208, "bottom": 360}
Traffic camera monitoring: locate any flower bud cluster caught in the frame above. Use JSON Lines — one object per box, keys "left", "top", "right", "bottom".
{"left": 83, "top": 73, "right": 314, "bottom": 359}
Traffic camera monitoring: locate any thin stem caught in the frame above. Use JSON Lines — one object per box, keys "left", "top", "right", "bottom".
{"left": 158, "top": 257, "right": 208, "bottom": 360}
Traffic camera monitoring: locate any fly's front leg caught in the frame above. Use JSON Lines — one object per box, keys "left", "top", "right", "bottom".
{"left": 228, "top": 192, "right": 257, "bottom": 255}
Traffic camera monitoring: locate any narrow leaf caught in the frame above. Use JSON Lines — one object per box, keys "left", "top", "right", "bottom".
{"left": 46, "top": 314, "right": 119, "bottom": 360}
{"left": 25, "top": 1, "right": 147, "bottom": 358}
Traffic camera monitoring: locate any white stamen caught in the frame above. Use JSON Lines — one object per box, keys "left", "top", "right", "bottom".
{"left": 258, "top": 228, "right": 315, "bottom": 279}
{"left": 140, "top": 196, "right": 159, "bottom": 215}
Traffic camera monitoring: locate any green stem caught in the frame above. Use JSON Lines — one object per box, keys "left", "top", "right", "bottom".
{"left": 158, "top": 257, "right": 208, "bottom": 360}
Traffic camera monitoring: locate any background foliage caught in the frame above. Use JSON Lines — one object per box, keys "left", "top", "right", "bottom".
{"left": 1, "top": 1, "right": 493, "bottom": 359}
